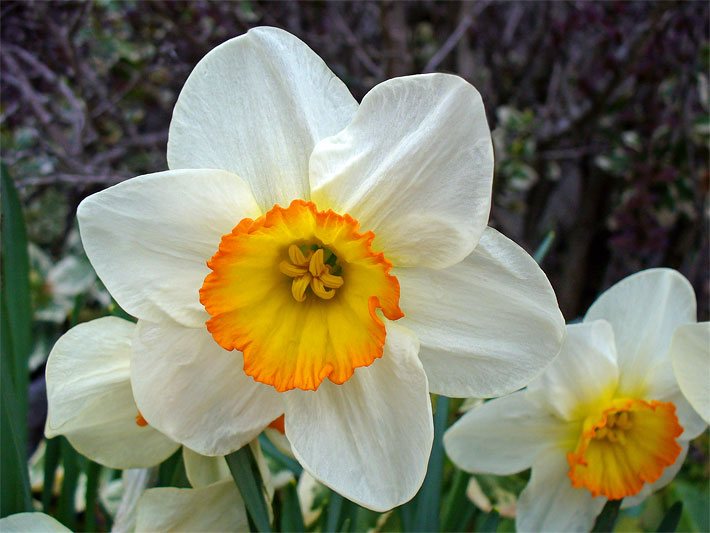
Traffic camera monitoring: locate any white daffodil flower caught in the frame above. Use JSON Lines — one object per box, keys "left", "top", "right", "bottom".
{"left": 44, "top": 317, "right": 180, "bottom": 469}
{"left": 445, "top": 268, "right": 708, "bottom": 532}
{"left": 76, "top": 26, "right": 565, "bottom": 510}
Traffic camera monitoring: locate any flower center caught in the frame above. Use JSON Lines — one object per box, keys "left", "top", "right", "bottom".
{"left": 567, "top": 398, "right": 682, "bottom": 500}
{"left": 280, "top": 245, "right": 344, "bottom": 302}
{"left": 200, "top": 200, "right": 403, "bottom": 392}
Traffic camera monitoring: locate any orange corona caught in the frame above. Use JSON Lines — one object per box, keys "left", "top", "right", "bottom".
{"left": 200, "top": 200, "right": 403, "bottom": 392}
{"left": 567, "top": 398, "right": 682, "bottom": 500}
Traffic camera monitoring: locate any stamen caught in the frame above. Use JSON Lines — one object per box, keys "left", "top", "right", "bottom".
{"left": 292, "top": 274, "right": 312, "bottom": 302}
{"left": 280, "top": 260, "right": 308, "bottom": 278}
{"left": 282, "top": 244, "right": 344, "bottom": 302}
{"left": 288, "top": 244, "right": 308, "bottom": 266}
{"left": 309, "top": 248, "right": 326, "bottom": 277}
{"left": 311, "top": 277, "right": 336, "bottom": 299}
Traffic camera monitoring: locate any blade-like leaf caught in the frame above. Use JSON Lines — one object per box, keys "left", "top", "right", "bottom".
{"left": 656, "top": 501, "right": 683, "bottom": 533}
{"left": 592, "top": 499, "right": 621, "bottom": 532}
{"left": 279, "top": 481, "right": 305, "bottom": 533}
{"left": 226, "top": 444, "right": 272, "bottom": 532}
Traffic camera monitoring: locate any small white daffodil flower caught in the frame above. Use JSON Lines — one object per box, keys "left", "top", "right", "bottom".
{"left": 135, "top": 481, "right": 249, "bottom": 532}
{"left": 445, "top": 268, "right": 708, "bottom": 532}
{"left": 77, "top": 27, "right": 565, "bottom": 509}
{"left": 44, "top": 317, "right": 180, "bottom": 469}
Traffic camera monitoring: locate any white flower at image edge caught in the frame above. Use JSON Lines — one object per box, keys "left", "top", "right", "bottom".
{"left": 444, "top": 268, "right": 708, "bottom": 532}
{"left": 77, "top": 26, "right": 565, "bottom": 510}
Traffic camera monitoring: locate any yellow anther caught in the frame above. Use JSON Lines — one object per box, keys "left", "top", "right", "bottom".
{"left": 291, "top": 274, "right": 312, "bottom": 302}
{"left": 282, "top": 245, "right": 344, "bottom": 302}
{"left": 311, "top": 277, "right": 336, "bottom": 299}
{"left": 288, "top": 244, "right": 309, "bottom": 266}
{"left": 309, "top": 248, "right": 326, "bottom": 277}
{"left": 280, "top": 260, "right": 308, "bottom": 278}
{"left": 320, "top": 269, "right": 344, "bottom": 289}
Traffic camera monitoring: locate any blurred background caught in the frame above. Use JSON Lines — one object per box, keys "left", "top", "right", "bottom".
{"left": 1, "top": 1, "right": 708, "bottom": 531}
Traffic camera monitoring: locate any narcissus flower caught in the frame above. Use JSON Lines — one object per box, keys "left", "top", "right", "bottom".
{"left": 445, "top": 269, "right": 708, "bottom": 532}
{"left": 77, "top": 27, "right": 564, "bottom": 509}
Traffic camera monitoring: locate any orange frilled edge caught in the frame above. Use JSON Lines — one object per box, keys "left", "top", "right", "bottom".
{"left": 200, "top": 200, "right": 403, "bottom": 392}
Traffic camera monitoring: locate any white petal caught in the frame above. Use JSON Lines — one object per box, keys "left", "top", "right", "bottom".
{"left": 44, "top": 317, "right": 179, "bottom": 469}
{"left": 584, "top": 269, "right": 696, "bottom": 396}
{"left": 310, "top": 73, "right": 493, "bottom": 269}
{"left": 516, "top": 449, "right": 606, "bottom": 533}
{"left": 182, "top": 448, "right": 230, "bottom": 488}
{"left": 168, "top": 27, "right": 357, "bottom": 210}
{"left": 621, "top": 442, "right": 689, "bottom": 509}
{"left": 444, "top": 391, "right": 575, "bottom": 476}
{"left": 135, "top": 480, "right": 248, "bottom": 532}
{"left": 526, "top": 321, "right": 619, "bottom": 421}
{"left": 78, "top": 169, "right": 261, "bottom": 328}
{"left": 670, "top": 322, "right": 710, "bottom": 424}
{"left": 284, "top": 322, "right": 433, "bottom": 511}
{"left": 131, "top": 321, "right": 283, "bottom": 456}
{"left": 397, "top": 227, "right": 565, "bottom": 397}
{"left": 0, "top": 513, "right": 70, "bottom": 532}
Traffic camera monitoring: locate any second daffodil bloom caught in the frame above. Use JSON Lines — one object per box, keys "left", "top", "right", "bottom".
{"left": 445, "top": 269, "right": 708, "bottom": 532}
{"left": 77, "top": 27, "right": 564, "bottom": 510}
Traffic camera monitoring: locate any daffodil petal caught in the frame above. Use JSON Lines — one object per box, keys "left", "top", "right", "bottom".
{"left": 516, "top": 450, "right": 606, "bottom": 533}
{"left": 0, "top": 513, "right": 70, "bottom": 532}
{"left": 397, "top": 227, "right": 565, "bottom": 398}
{"left": 526, "top": 321, "right": 619, "bottom": 421}
{"left": 44, "top": 317, "right": 179, "bottom": 469}
{"left": 283, "top": 322, "right": 432, "bottom": 511}
{"left": 620, "top": 442, "right": 689, "bottom": 509}
{"left": 310, "top": 73, "right": 493, "bottom": 269}
{"left": 670, "top": 322, "right": 710, "bottom": 424}
{"left": 182, "top": 448, "right": 231, "bottom": 488}
{"left": 168, "top": 26, "right": 357, "bottom": 210}
{"left": 444, "top": 391, "right": 574, "bottom": 476}
{"left": 131, "top": 320, "right": 283, "bottom": 456}
{"left": 78, "top": 169, "right": 261, "bottom": 327}
{"left": 135, "top": 480, "right": 248, "bottom": 532}
{"left": 584, "top": 269, "right": 696, "bottom": 396}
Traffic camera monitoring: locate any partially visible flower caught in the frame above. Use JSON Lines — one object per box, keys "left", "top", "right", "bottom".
{"left": 670, "top": 322, "right": 710, "bottom": 423}
{"left": 77, "top": 26, "right": 565, "bottom": 509}
{"left": 44, "top": 317, "right": 179, "bottom": 469}
{"left": 135, "top": 480, "right": 248, "bottom": 532}
{"left": 0, "top": 513, "right": 69, "bottom": 532}
{"left": 445, "top": 269, "right": 708, "bottom": 532}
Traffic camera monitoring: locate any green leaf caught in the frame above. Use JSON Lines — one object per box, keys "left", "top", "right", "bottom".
{"left": 0, "top": 163, "right": 32, "bottom": 517}
{"left": 0, "top": 357, "right": 32, "bottom": 516}
{"left": 479, "top": 510, "right": 500, "bottom": 532}
{"left": 441, "top": 468, "right": 476, "bottom": 532}
{"left": 226, "top": 444, "right": 272, "bottom": 532}
{"left": 259, "top": 434, "right": 302, "bottom": 475}
{"left": 42, "top": 437, "right": 61, "bottom": 512}
{"left": 413, "top": 395, "right": 449, "bottom": 530}
{"left": 656, "top": 501, "right": 683, "bottom": 532}
{"left": 57, "top": 438, "right": 81, "bottom": 529}
{"left": 592, "top": 499, "right": 622, "bottom": 532}
{"left": 533, "top": 230, "right": 555, "bottom": 264}
{"left": 324, "top": 491, "right": 344, "bottom": 532}
{"left": 279, "top": 481, "right": 305, "bottom": 533}
{"left": 84, "top": 460, "right": 102, "bottom": 531}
